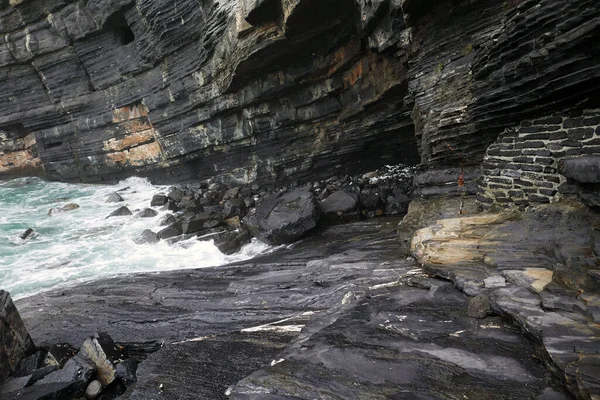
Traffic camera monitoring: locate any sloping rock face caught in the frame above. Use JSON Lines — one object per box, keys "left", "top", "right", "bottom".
{"left": 0, "top": 290, "right": 35, "bottom": 381}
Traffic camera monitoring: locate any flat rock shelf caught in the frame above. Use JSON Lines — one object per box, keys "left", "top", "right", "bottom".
{"left": 16, "top": 218, "right": 570, "bottom": 399}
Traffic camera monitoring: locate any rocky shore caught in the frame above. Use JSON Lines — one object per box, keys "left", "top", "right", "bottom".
{"left": 4, "top": 217, "right": 574, "bottom": 400}
{"left": 2, "top": 165, "right": 599, "bottom": 399}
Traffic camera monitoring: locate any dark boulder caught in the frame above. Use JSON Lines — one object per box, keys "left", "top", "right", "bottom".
{"left": 167, "top": 187, "right": 185, "bottom": 203}
{"left": 243, "top": 189, "right": 320, "bottom": 245}
{"left": 468, "top": 294, "right": 491, "bottom": 319}
{"left": 385, "top": 192, "right": 411, "bottom": 215}
{"left": 134, "top": 230, "right": 160, "bottom": 245}
{"left": 359, "top": 193, "right": 384, "bottom": 211}
{"left": 222, "top": 187, "right": 240, "bottom": 201}
{"left": 319, "top": 191, "right": 358, "bottom": 215}
{"left": 223, "top": 198, "right": 247, "bottom": 219}
{"left": 105, "top": 193, "right": 124, "bottom": 203}
{"left": 182, "top": 212, "right": 223, "bottom": 235}
{"left": 159, "top": 214, "right": 177, "bottom": 227}
{"left": 115, "top": 359, "right": 138, "bottom": 386}
{"left": 136, "top": 208, "right": 159, "bottom": 219}
{"left": 106, "top": 206, "right": 132, "bottom": 219}
{"left": 0, "top": 290, "right": 36, "bottom": 381}
{"left": 13, "top": 350, "right": 46, "bottom": 377}
{"left": 158, "top": 221, "right": 184, "bottom": 240}
{"left": 47, "top": 343, "right": 76, "bottom": 368}
{"left": 20, "top": 228, "right": 35, "bottom": 241}
{"left": 214, "top": 229, "right": 252, "bottom": 255}
{"left": 163, "top": 199, "right": 180, "bottom": 212}
{"left": 559, "top": 156, "right": 600, "bottom": 183}
{"left": 150, "top": 194, "right": 168, "bottom": 207}
{"left": 182, "top": 198, "right": 204, "bottom": 213}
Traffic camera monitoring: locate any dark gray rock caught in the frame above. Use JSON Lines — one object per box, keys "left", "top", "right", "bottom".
{"left": 133, "top": 230, "right": 160, "bottom": 245}
{"left": 106, "top": 206, "right": 132, "bottom": 219}
{"left": 35, "top": 355, "right": 95, "bottom": 389}
{"left": 0, "top": 290, "right": 35, "bottom": 381}
{"left": 167, "top": 188, "right": 185, "bottom": 204}
{"left": 244, "top": 189, "right": 320, "bottom": 245}
{"left": 223, "top": 198, "right": 247, "bottom": 219}
{"left": 157, "top": 221, "right": 183, "bottom": 239}
{"left": 559, "top": 156, "right": 600, "bottom": 183}
{"left": 14, "top": 350, "right": 46, "bottom": 377}
{"left": 135, "top": 208, "right": 158, "bottom": 218}
{"left": 319, "top": 190, "right": 358, "bottom": 215}
{"left": 213, "top": 229, "right": 251, "bottom": 255}
{"left": 159, "top": 214, "right": 177, "bottom": 227}
{"left": 386, "top": 192, "right": 411, "bottom": 215}
{"left": 14, "top": 218, "right": 573, "bottom": 399}
{"left": 105, "top": 193, "right": 124, "bottom": 203}
{"left": 19, "top": 228, "right": 35, "bottom": 241}
{"left": 0, "top": 376, "right": 32, "bottom": 395}
{"left": 115, "top": 359, "right": 137, "bottom": 386}
{"left": 150, "top": 194, "right": 168, "bottom": 207}
{"left": 468, "top": 294, "right": 491, "bottom": 319}
{"left": 358, "top": 193, "right": 383, "bottom": 211}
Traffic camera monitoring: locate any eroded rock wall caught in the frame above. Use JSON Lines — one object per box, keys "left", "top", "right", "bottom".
{"left": 0, "top": 0, "right": 419, "bottom": 184}
{"left": 0, "top": 0, "right": 598, "bottom": 189}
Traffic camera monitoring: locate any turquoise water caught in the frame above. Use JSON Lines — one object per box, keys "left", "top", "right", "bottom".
{"left": 0, "top": 177, "right": 271, "bottom": 300}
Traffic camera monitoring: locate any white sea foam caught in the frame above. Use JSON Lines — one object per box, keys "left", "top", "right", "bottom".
{"left": 0, "top": 177, "right": 274, "bottom": 300}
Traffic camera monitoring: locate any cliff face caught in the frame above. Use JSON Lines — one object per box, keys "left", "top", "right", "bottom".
{"left": 0, "top": 0, "right": 599, "bottom": 191}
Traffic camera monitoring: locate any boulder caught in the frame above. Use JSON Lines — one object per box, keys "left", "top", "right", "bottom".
{"left": 160, "top": 214, "right": 177, "bottom": 227}
{"left": 150, "top": 194, "right": 168, "bottom": 207}
{"left": 223, "top": 198, "right": 247, "bottom": 219}
{"left": 13, "top": 350, "right": 46, "bottom": 377}
{"left": 48, "top": 203, "right": 80, "bottom": 216}
{"left": 62, "top": 203, "right": 80, "bottom": 212}
{"left": 135, "top": 208, "right": 158, "bottom": 218}
{"left": 385, "top": 192, "right": 411, "bottom": 215}
{"left": 85, "top": 380, "right": 103, "bottom": 400}
{"left": 222, "top": 187, "right": 240, "bottom": 201}
{"left": 214, "top": 229, "right": 251, "bottom": 255}
{"left": 358, "top": 193, "right": 383, "bottom": 211}
{"left": 167, "top": 187, "right": 185, "bottom": 203}
{"left": 468, "top": 294, "right": 491, "bottom": 319}
{"left": 0, "top": 291, "right": 36, "bottom": 381}
{"left": 243, "top": 189, "right": 320, "bottom": 245}
{"left": 559, "top": 156, "right": 600, "bottom": 183}
{"left": 181, "top": 212, "right": 223, "bottom": 235}
{"left": 319, "top": 191, "right": 358, "bottom": 215}
{"left": 134, "top": 230, "right": 160, "bottom": 245}
{"left": 158, "top": 221, "right": 184, "bottom": 240}
{"left": 20, "top": 228, "right": 35, "bottom": 240}
{"left": 115, "top": 359, "right": 138, "bottom": 386}
{"left": 105, "top": 193, "right": 124, "bottom": 203}
{"left": 163, "top": 199, "right": 180, "bottom": 212}
{"left": 34, "top": 355, "right": 95, "bottom": 391}
{"left": 79, "top": 333, "right": 122, "bottom": 386}
{"left": 106, "top": 206, "right": 132, "bottom": 219}
{"left": 0, "top": 376, "right": 31, "bottom": 395}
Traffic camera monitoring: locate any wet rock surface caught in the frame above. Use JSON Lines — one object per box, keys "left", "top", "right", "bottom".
{"left": 410, "top": 197, "right": 600, "bottom": 399}
{"left": 16, "top": 219, "right": 570, "bottom": 399}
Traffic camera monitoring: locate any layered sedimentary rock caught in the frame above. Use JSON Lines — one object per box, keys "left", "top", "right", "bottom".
{"left": 0, "top": 0, "right": 419, "bottom": 184}
{"left": 0, "top": 0, "right": 598, "bottom": 192}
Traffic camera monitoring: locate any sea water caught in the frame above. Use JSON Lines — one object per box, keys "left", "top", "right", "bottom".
{"left": 0, "top": 176, "right": 272, "bottom": 300}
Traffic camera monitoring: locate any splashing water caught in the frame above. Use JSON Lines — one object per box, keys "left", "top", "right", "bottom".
{"left": 0, "top": 177, "right": 273, "bottom": 300}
